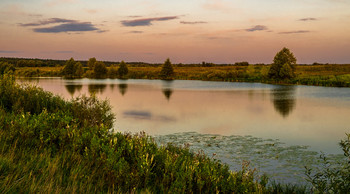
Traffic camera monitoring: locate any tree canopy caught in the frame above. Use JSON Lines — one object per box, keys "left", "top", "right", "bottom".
{"left": 160, "top": 58, "right": 174, "bottom": 79}
{"left": 87, "top": 57, "right": 97, "bottom": 70}
{"left": 117, "top": 61, "right": 128, "bottom": 78}
{"left": 268, "top": 47, "right": 296, "bottom": 79}
{"left": 94, "top": 61, "right": 108, "bottom": 79}
{"left": 62, "top": 58, "right": 84, "bottom": 78}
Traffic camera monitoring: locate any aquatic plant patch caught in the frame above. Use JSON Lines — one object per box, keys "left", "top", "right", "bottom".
{"left": 155, "top": 132, "right": 346, "bottom": 185}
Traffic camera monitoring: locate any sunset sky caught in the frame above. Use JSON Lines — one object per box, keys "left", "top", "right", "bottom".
{"left": 0, "top": 0, "right": 349, "bottom": 64}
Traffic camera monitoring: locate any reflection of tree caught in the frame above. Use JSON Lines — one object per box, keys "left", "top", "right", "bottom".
{"left": 162, "top": 88, "right": 173, "bottom": 101}
{"left": 110, "top": 84, "right": 115, "bottom": 91}
{"left": 65, "top": 84, "right": 82, "bottom": 96}
{"left": 118, "top": 83, "right": 128, "bottom": 96}
{"left": 161, "top": 80, "right": 174, "bottom": 101}
{"left": 271, "top": 86, "right": 296, "bottom": 118}
{"left": 88, "top": 84, "right": 107, "bottom": 94}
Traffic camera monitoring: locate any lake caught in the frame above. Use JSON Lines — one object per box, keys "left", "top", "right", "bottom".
{"left": 18, "top": 78, "right": 350, "bottom": 184}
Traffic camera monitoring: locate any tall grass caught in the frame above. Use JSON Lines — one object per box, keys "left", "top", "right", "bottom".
{"left": 1, "top": 73, "right": 348, "bottom": 193}
{"left": 0, "top": 74, "right": 269, "bottom": 193}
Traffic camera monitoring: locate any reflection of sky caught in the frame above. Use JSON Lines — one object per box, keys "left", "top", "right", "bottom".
{"left": 17, "top": 78, "right": 350, "bottom": 154}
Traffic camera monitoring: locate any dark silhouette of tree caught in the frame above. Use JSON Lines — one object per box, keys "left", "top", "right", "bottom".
{"left": 118, "top": 61, "right": 128, "bottom": 78}
{"left": 62, "top": 58, "right": 76, "bottom": 78}
{"left": 271, "top": 86, "right": 296, "bottom": 117}
{"left": 162, "top": 88, "right": 173, "bottom": 101}
{"left": 160, "top": 58, "right": 174, "bottom": 79}
{"left": 93, "top": 61, "right": 108, "bottom": 79}
{"left": 65, "top": 84, "right": 82, "bottom": 96}
{"left": 268, "top": 47, "right": 296, "bottom": 79}
{"left": 88, "top": 84, "right": 107, "bottom": 94}
{"left": 75, "top": 62, "right": 84, "bottom": 78}
{"left": 87, "top": 57, "right": 97, "bottom": 70}
{"left": 118, "top": 83, "right": 128, "bottom": 96}
{"left": 62, "top": 58, "right": 85, "bottom": 78}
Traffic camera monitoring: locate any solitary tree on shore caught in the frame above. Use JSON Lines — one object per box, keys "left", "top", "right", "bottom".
{"left": 268, "top": 47, "right": 296, "bottom": 79}
{"left": 160, "top": 58, "right": 174, "bottom": 79}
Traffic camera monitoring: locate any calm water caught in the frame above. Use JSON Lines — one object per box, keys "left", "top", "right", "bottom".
{"left": 18, "top": 78, "right": 350, "bottom": 183}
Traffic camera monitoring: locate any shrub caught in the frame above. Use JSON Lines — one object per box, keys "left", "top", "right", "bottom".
{"left": 305, "top": 134, "right": 350, "bottom": 193}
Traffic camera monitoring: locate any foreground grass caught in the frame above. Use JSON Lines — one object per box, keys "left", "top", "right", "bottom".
{"left": 0, "top": 74, "right": 271, "bottom": 193}
{"left": 1, "top": 74, "right": 348, "bottom": 193}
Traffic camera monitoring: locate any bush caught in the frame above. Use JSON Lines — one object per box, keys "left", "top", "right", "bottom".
{"left": 305, "top": 133, "right": 350, "bottom": 193}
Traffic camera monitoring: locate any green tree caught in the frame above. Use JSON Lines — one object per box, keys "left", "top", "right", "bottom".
{"left": 75, "top": 62, "right": 84, "bottom": 78}
{"left": 108, "top": 65, "right": 118, "bottom": 79}
{"left": 268, "top": 47, "right": 296, "bottom": 79}
{"left": 94, "top": 61, "right": 107, "bottom": 79}
{"left": 246, "top": 65, "right": 255, "bottom": 77}
{"left": 87, "top": 57, "right": 97, "bottom": 70}
{"left": 117, "top": 61, "right": 128, "bottom": 78}
{"left": 279, "top": 63, "right": 293, "bottom": 79}
{"left": 160, "top": 58, "right": 174, "bottom": 79}
{"left": 62, "top": 58, "right": 76, "bottom": 78}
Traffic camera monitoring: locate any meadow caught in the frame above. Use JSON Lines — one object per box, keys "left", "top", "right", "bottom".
{"left": 12, "top": 63, "right": 350, "bottom": 87}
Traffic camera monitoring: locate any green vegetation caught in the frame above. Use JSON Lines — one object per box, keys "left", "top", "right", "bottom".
{"left": 0, "top": 62, "right": 15, "bottom": 75}
{"left": 0, "top": 74, "right": 349, "bottom": 192}
{"left": 93, "top": 61, "right": 108, "bottom": 79}
{"left": 0, "top": 74, "right": 269, "bottom": 193}
{"left": 2, "top": 54, "right": 350, "bottom": 87}
{"left": 160, "top": 58, "right": 174, "bottom": 80}
{"left": 305, "top": 133, "right": 350, "bottom": 193}
{"left": 117, "top": 60, "right": 128, "bottom": 78}
{"left": 61, "top": 58, "right": 84, "bottom": 78}
{"left": 268, "top": 47, "right": 296, "bottom": 79}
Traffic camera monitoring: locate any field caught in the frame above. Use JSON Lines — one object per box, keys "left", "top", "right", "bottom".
{"left": 12, "top": 63, "right": 350, "bottom": 87}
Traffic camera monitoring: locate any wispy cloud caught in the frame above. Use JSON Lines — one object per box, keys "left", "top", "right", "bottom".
{"left": 0, "top": 50, "right": 21, "bottom": 53}
{"left": 180, "top": 21, "right": 207, "bottom": 25}
{"left": 245, "top": 25, "right": 268, "bottom": 32}
{"left": 128, "top": 15, "right": 142, "bottom": 18}
{"left": 279, "top": 30, "right": 311, "bottom": 34}
{"left": 33, "top": 22, "right": 99, "bottom": 33}
{"left": 121, "top": 16, "right": 179, "bottom": 27}
{"left": 19, "top": 18, "right": 104, "bottom": 33}
{"left": 19, "top": 18, "right": 76, "bottom": 27}
{"left": 299, "top": 18, "right": 318, "bottom": 21}
{"left": 128, "top": 31, "right": 143, "bottom": 33}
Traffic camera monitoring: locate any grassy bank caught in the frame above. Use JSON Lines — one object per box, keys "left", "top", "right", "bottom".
{"left": 12, "top": 64, "right": 350, "bottom": 87}
{"left": 1, "top": 74, "right": 349, "bottom": 193}
{"left": 0, "top": 74, "right": 270, "bottom": 193}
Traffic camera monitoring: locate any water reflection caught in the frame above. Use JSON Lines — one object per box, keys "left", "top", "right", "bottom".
{"left": 162, "top": 80, "right": 174, "bottom": 101}
{"left": 271, "top": 86, "right": 296, "bottom": 117}
{"left": 162, "top": 88, "right": 173, "bottom": 101}
{"left": 118, "top": 84, "right": 128, "bottom": 96}
{"left": 88, "top": 84, "right": 107, "bottom": 94}
{"left": 65, "top": 84, "right": 82, "bottom": 96}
